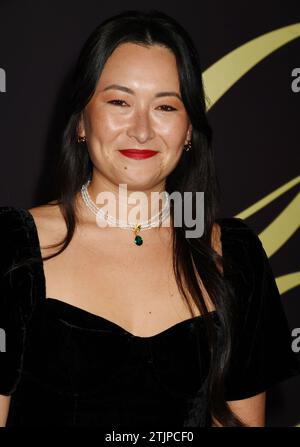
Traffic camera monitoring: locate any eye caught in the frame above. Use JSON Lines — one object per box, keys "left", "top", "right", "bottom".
{"left": 107, "top": 99, "right": 177, "bottom": 111}
{"left": 158, "top": 105, "right": 177, "bottom": 112}
{"left": 107, "top": 99, "right": 128, "bottom": 106}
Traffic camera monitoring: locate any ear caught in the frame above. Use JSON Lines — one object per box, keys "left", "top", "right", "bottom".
{"left": 185, "top": 123, "right": 193, "bottom": 143}
{"left": 77, "top": 112, "right": 86, "bottom": 137}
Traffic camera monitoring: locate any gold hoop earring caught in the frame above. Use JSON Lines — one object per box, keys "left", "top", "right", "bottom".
{"left": 77, "top": 135, "right": 86, "bottom": 143}
{"left": 184, "top": 140, "right": 192, "bottom": 151}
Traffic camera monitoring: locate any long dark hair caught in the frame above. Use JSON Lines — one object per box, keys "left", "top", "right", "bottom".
{"left": 33, "top": 10, "right": 244, "bottom": 426}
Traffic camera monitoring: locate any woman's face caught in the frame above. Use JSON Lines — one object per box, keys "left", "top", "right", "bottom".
{"left": 78, "top": 42, "right": 192, "bottom": 191}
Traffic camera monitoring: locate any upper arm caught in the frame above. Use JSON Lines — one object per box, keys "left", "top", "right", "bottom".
{"left": 0, "top": 207, "right": 32, "bottom": 397}
{"left": 216, "top": 218, "right": 300, "bottom": 425}
{"left": 227, "top": 391, "right": 266, "bottom": 427}
{"left": 0, "top": 394, "right": 11, "bottom": 427}
{"left": 212, "top": 391, "right": 266, "bottom": 427}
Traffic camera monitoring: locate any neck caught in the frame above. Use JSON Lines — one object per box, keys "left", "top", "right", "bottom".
{"left": 80, "top": 175, "right": 170, "bottom": 228}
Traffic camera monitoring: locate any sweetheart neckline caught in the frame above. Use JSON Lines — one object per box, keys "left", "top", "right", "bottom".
{"left": 24, "top": 208, "right": 223, "bottom": 340}
{"left": 44, "top": 297, "right": 218, "bottom": 339}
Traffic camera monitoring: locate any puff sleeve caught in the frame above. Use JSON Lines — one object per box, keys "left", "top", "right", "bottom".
{"left": 0, "top": 206, "right": 35, "bottom": 395}
{"left": 222, "top": 218, "right": 300, "bottom": 401}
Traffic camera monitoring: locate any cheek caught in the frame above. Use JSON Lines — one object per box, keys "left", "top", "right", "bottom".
{"left": 154, "top": 114, "right": 188, "bottom": 140}
{"left": 85, "top": 107, "right": 125, "bottom": 138}
{"left": 162, "top": 126, "right": 187, "bottom": 149}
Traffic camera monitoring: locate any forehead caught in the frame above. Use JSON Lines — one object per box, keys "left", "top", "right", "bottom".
{"left": 98, "top": 42, "right": 180, "bottom": 89}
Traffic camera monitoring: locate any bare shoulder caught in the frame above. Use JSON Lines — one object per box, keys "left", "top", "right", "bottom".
{"left": 28, "top": 200, "right": 62, "bottom": 228}
{"left": 27, "top": 201, "right": 66, "bottom": 247}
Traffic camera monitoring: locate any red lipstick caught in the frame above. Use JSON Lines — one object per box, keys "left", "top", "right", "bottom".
{"left": 118, "top": 149, "right": 158, "bottom": 160}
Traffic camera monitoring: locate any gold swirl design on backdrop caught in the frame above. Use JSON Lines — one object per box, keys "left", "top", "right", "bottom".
{"left": 202, "top": 21, "right": 300, "bottom": 427}
{"left": 236, "top": 177, "right": 299, "bottom": 257}
{"left": 203, "top": 23, "right": 300, "bottom": 109}
{"left": 236, "top": 176, "right": 300, "bottom": 295}
{"left": 202, "top": 23, "right": 300, "bottom": 296}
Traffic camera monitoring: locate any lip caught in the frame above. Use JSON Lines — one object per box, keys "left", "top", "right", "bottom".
{"left": 118, "top": 149, "right": 158, "bottom": 159}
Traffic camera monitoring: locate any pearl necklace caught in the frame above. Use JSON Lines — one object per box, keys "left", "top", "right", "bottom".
{"left": 80, "top": 180, "right": 171, "bottom": 246}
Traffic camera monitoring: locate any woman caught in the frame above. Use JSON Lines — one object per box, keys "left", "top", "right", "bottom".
{"left": 0, "top": 9, "right": 299, "bottom": 427}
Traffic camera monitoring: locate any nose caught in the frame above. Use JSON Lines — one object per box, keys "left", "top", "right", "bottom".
{"left": 127, "top": 107, "right": 155, "bottom": 144}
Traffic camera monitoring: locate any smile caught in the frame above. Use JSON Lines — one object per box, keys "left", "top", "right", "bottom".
{"left": 118, "top": 149, "right": 159, "bottom": 159}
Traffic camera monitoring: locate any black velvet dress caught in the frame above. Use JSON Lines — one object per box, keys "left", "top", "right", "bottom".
{"left": 0, "top": 206, "right": 299, "bottom": 427}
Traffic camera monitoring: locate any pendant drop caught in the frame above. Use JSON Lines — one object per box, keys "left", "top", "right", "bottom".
{"left": 134, "top": 235, "right": 143, "bottom": 246}
{"left": 133, "top": 224, "right": 143, "bottom": 246}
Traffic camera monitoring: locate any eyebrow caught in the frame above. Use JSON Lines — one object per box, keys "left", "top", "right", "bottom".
{"left": 101, "top": 84, "right": 182, "bottom": 101}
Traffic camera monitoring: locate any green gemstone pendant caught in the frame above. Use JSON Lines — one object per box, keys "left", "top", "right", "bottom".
{"left": 133, "top": 223, "right": 143, "bottom": 246}
{"left": 134, "top": 235, "right": 143, "bottom": 246}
